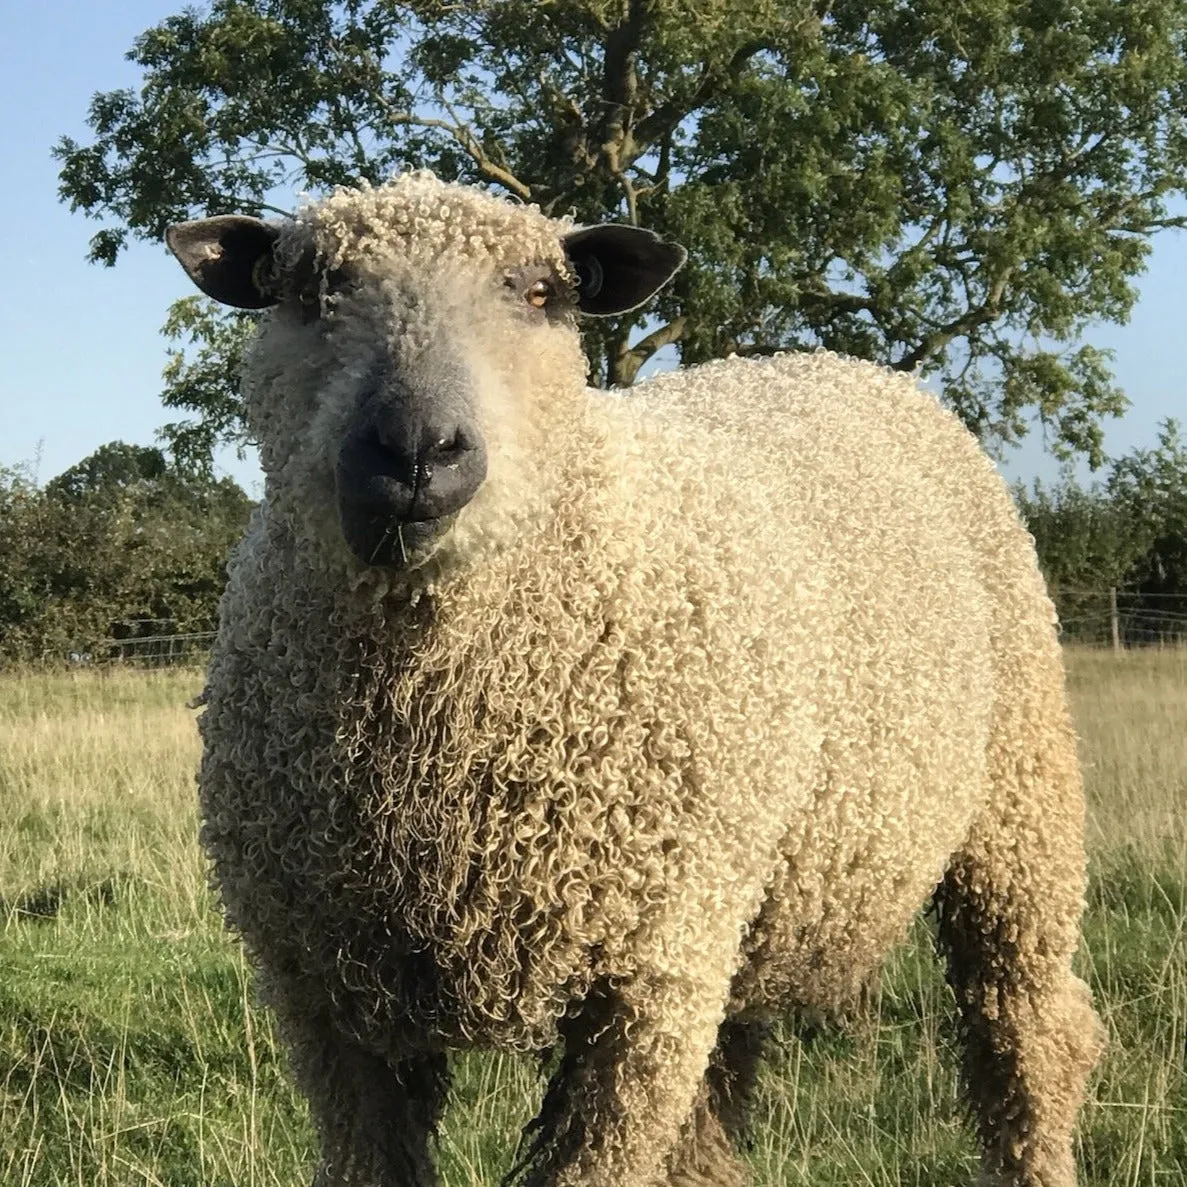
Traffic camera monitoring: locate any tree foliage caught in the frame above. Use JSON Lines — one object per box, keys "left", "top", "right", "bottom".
{"left": 1015, "top": 419, "right": 1187, "bottom": 642}
{"left": 1106, "top": 419, "right": 1187, "bottom": 603}
{"left": 57, "top": 0, "right": 1187, "bottom": 469}
{"left": 0, "top": 445, "right": 253, "bottom": 665}
{"left": 1015, "top": 471, "right": 1144, "bottom": 596}
{"left": 44, "top": 440, "right": 169, "bottom": 502}
{"left": 158, "top": 297, "right": 260, "bottom": 473}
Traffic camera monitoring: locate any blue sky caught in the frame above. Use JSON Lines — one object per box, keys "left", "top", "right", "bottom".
{"left": 2, "top": 0, "right": 1184, "bottom": 499}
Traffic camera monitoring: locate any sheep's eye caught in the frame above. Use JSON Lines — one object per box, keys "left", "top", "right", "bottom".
{"left": 504, "top": 269, "right": 555, "bottom": 313}
{"left": 294, "top": 266, "right": 354, "bottom": 324}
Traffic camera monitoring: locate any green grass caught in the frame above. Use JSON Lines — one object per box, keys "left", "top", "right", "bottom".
{"left": 1, "top": 654, "right": 1184, "bottom": 1185}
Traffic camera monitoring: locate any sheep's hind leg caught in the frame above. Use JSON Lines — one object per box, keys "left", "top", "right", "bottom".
{"left": 508, "top": 977, "right": 732, "bottom": 1187}
{"left": 273, "top": 1002, "right": 449, "bottom": 1187}
{"left": 932, "top": 715, "right": 1104, "bottom": 1186}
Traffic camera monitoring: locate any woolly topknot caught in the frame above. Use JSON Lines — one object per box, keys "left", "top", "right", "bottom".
{"left": 282, "top": 170, "right": 575, "bottom": 284}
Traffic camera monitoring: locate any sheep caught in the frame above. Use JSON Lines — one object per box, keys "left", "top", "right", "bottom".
{"left": 166, "top": 171, "right": 1104, "bottom": 1187}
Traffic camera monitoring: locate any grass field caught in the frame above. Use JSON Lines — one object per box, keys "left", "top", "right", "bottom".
{"left": 1, "top": 650, "right": 1184, "bottom": 1186}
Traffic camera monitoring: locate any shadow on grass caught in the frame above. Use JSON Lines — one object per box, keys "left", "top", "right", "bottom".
{"left": 0, "top": 872, "right": 123, "bottom": 922}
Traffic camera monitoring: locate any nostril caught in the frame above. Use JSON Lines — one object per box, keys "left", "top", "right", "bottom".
{"left": 370, "top": 421, "right": 473, "bottom": 467}
{"left": 423, "top": 429, "right": 474, "bottom": 467}
{"left": 371, "top": 421, "right": 411, "bottom": 463}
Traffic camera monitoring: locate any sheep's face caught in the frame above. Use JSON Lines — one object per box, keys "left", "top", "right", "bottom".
{"left": 165, "top": 175, "right": 685, "bottom": 579}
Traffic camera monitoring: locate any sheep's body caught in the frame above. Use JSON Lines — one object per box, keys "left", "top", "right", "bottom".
{"left": 189, "top": 175, "right": 1102, "bottom": 1187}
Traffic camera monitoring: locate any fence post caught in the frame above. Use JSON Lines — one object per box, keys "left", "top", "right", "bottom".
{"left": 1110, "top": 587, "right": 1121, "bottom": 653}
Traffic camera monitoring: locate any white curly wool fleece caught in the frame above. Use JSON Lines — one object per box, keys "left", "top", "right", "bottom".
{"left": 170, "top": 172, "right": 1102, "bottom": 1187}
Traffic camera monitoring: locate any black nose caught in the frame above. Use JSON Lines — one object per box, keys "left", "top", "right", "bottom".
{"left": 365, "top": 418, "right": 484, "bottom": 522}
{"left": 336, "top": 407, "right": 488, "bottom": 566}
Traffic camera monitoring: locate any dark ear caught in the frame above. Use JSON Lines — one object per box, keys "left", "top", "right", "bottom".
{"left": 164, "top": 215, "right": 281, "bottom": 309}
{"left": 563, "top": 225, "right": 687, "bottom": 316}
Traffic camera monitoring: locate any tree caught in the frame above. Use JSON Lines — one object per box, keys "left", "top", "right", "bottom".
{"left": 0, "top": 463, "right": 49, "bottom": 650}
{"left": 157, "top": 296, "right": 259, "bottom": 476}
{"left": 1107, "top": 419, "right": 1187, "bottom": 615}
{"left": 44, "top": 440, "right": 168, "bottom": 502}
{"left": 1015, "top": 419, "right": 1187, "bottom": 643}
{"left": 57, "top": 0, "right": 1187, "bottom": 470}
{"left": 1014, "top": 471, "right": 1147, "bottom": 597}
{"left": 0, "top": 444, "right": 253, "bottom": 664}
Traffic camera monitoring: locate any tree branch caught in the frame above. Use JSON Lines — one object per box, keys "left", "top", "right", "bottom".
{"left": 612, "top": 315, "right": 686, "bottom": 385}
{"left": 893, "top": 275, "right": 1009, "bottom": 372}
{"left": 375, "top": 105, "right": 533, "bottom": 200}
{"left": 797, "top": 287, "right": 876, "bottom": 318}
{"left": 634, "top": 38, "right": 775, "bottom": 149}
{"left": 600, "top": 0, "right": 649, "bottom": 171}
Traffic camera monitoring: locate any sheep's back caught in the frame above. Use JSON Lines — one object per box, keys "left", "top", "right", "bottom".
{"left": 612, "top": 352, "right": 1058, "bottom": 1010}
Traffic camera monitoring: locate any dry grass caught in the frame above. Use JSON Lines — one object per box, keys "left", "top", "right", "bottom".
{"left": 1068, "top": 646, "right": 1187, "bottom": 858}
{"left": 0, "top": 651, "right": 1183, "bottom": 1185}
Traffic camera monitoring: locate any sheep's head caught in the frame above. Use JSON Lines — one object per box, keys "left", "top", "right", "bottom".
{"left": 165, "top": 174, "right": 684, "bottom": 580}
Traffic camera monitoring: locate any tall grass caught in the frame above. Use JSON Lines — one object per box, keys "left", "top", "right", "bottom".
{"left": 1, "top": 652, "right": 1183, "bottom": 1185}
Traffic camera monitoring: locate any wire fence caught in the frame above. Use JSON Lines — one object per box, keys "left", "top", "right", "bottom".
{"left": 1052, "top": 589, "right": 1187, "bottom": 648}
{"left": 62, "top": 620, "right": 217, "bottom": 668}
{"left": 43, "top": 589, "right": 1186, "bottom": 667}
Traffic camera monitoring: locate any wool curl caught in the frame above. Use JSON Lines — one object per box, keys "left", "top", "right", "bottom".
{"left": 196, "top": 172, "right": 1103, "bottom": 1187}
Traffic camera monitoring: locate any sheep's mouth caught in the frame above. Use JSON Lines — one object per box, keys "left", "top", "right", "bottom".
{"left": 338, "top": 502, "right": 456, "bottom": 570}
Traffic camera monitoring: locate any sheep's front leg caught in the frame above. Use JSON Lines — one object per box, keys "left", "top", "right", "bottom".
{"left": 269, "top": 995, "right": 449, "bottom": 1187}
{"left": 307, "top": 1042, "right": 448, "bottom": 1187}
{"left": 511, "top": 976, "right": 731, "bottom": 1187}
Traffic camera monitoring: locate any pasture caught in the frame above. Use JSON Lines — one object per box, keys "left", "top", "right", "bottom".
{"left": 1, "top": 650, "right": 1184, "bottom": 1185}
